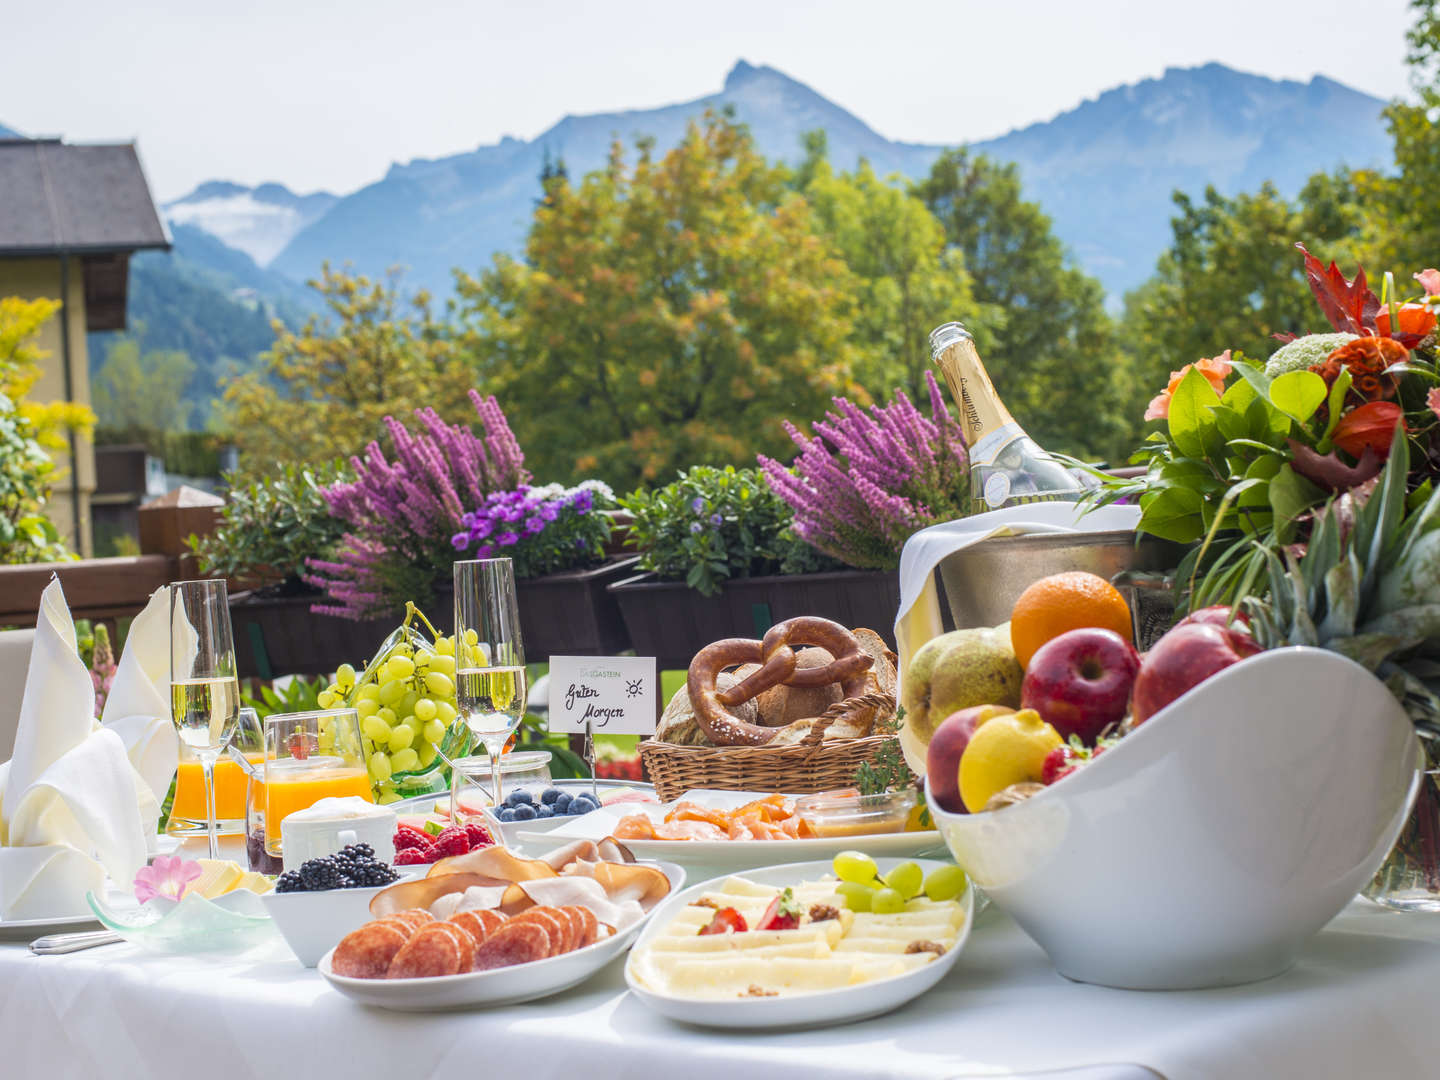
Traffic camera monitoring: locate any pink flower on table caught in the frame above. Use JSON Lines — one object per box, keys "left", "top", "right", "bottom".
{"left": 1428, "top": 387, "right": 1440, "bottom": 423}
{"left": 133, "top": 856, "right": 202, "bottom": 904}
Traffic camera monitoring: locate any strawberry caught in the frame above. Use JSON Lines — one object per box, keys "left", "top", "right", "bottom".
{"left": 463, "top": 821, "right": 494, "bottom": 849}
{"left": 1041, "top": 745, "right": 1080, "bottom": 785}
{"left": 430, "top": 825, "right": 471, "bottom": 859}
{"left": 698, "top": 907, "right": 748, "bottom": 935}
{"left": 755, "top": 887, "right": 802, "bottom": 931}
{"left": 394, "top": 846, "right": 435, "bottom": 866}
{"left": 393, "top": 824, "right": 431, "bottom": 851}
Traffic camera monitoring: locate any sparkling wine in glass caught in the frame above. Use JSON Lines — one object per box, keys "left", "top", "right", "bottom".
{"left": 452, "top": 558, "right": 527, "bottom": 818}
{"left": 169, "top": 579, "right": 241, "bottom": 860}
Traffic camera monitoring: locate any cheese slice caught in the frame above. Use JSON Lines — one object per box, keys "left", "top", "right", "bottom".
{"left": 232, "top": 870, "right": 274, "bottom": 895}
{"left": 191, "top": 859, "right": 244, "bottom": 899}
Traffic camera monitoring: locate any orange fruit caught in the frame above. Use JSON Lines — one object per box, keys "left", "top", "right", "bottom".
{"left": 1009, "top": 571, "right": 1133, "bottom": 669}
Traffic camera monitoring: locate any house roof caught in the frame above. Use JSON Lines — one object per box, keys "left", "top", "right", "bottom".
{"left": 0, "top": 138, "right": 170, "bottom": 256}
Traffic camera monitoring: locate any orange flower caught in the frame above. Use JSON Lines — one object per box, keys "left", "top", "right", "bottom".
{"left": 1145, "top": 350, "right": 1233, "bottom": 421}
{"left": 1310, "top": 336, "right": 1407, "bottom": 402}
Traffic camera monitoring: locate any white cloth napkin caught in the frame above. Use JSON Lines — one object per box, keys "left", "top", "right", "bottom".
{"left": 101, "top": 587, "right": 178, "bottom": 816}
{"left": 0, "top": 580, "right": 156, "bottom": 920}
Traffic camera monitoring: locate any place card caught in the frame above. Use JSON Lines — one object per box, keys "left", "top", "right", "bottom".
{"left": 548, "top": 656, "right": 657, "bottom": 735}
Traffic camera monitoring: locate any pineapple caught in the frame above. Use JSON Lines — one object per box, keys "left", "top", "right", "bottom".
{"left": 1241, "top": 427, "right": 1440, "bottom": 735}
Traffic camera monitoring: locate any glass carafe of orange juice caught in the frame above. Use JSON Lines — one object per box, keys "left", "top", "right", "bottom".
{"left": 262, "top": 708, "right": 373, "bottom": 859}
{"left": 169, "top": 706, "right": 264, "bottom": 837}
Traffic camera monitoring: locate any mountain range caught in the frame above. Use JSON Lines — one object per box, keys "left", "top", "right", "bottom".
{"left": 0, "top": 60, "right": 1398, "bottom": 428}
{"left": 163, "top": 60, "right": 1392, "bottom": 301}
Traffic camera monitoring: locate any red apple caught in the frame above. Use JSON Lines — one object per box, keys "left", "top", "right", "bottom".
{"left": 926, "top": 704, "right": 1013, "bottom": 814}
{"left": 1020, "top": 629, "right": 1140, "bottom": 745}
{"left": 1174, "top": 605, "right": 1261, "bottom": 656}
{"left": 1131, "top": 622, "right": 1254, "bottom": 724}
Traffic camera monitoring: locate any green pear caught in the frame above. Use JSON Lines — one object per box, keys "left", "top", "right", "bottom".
{"left": 899, "top": 627, "right": 1023, "bottom": 775}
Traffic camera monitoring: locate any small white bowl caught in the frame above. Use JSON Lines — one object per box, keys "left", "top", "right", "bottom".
{"left": 927, "top": 647, "right": 1420, "bottom": 990}
{"left": 262, "top": 871, "right": 420, "bottom": 967}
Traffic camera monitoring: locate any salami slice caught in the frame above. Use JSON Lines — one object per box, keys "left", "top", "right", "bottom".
{"left": 563, "top": 905, "right": 598, "bottom": 948}
{"left": 387, "top": 922, "right": 470, "bottom": 979}
{"left": 448, "top": 908, "right": 506, "bottom": 947}
{"left": 333, "top": 922, "right": 411, "bottom": 979}
{"left": 386, "top": 908, "right": 435, "bottom": 933}
{"left": 506, "top": 908, "right": 566, "bottom": 957}
{"left": 472, "top": 922, "right": 550, "bottom": 971}
{"left": 549, "top": 907, "right": 582, "bottom": 954}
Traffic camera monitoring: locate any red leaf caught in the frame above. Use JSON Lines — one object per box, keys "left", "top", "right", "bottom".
{"left": 1271, "top": 331, "right": 1300, "bottom": 344}
{"left": 1331, "top": 402, "right": 1405, "bottom": 460}
{"left": 1295, "top": 243, "right": 1379, "bottom": 335}
{"left": 1288, "top": 439, "right": 1384, "bottom": 492}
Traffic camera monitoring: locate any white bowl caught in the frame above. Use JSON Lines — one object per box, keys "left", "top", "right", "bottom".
{"left": 262, "top": 873, "right": 419, "bottom": 967}
{"left": 926, "top": 647, "right": 1421, "bottom": 990}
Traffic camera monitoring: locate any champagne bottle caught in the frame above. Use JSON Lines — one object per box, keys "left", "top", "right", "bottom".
{"left": 929, "top": 321, "right": 1084, "bottom": 511}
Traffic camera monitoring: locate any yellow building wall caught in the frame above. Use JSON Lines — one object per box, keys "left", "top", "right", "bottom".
{"left": 0, "top": 257, "right": 95, "bottom": 556}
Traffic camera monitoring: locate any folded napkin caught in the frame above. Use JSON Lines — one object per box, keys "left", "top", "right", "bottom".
{"left": 101, "top": 587, "right": 178, "bottom": 818}
{"left": 0, "top": 580, "right": 161, "bottom": 920}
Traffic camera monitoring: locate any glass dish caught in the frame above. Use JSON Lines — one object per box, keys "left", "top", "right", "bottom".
{"left": 795, "top": 789, "right": 919, "bottom": 838}
{"left": 86, "top": 888, "right": 276, "bottom": 954}
{"left": 452, "top": 750, "right": 553, "bottom": 806}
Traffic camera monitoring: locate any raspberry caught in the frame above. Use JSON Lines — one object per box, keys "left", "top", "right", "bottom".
{"left": 464, "top": 821, "right": 494, "bottom": 849}
{"left": 430, "top": 825, "right": 471, "bottom": 859}
{"left": 394, "top": 846, "right": 435, "bottom": 866}
{"left": 393, "top": 824, "right": 431, "bottom": 851}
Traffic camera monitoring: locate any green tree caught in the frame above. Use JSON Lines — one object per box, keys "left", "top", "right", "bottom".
{"left": 1, "top": 296, "right": 94, "bottom": 450}
{"left": 456, "top": 113, "right": 864, "bottom": 489}
{"left": 1121, "top": 177, "right": 1367, "bottom": 408}
{"left": 91, "top": 336, "right": 195, "bottom": 431}
{"left": 220, "top": 265, "right": 471, "bottom": 473}
{"left": 913, "top": 150, "right": 1130, "bottom": 461}
{"left": 798, "top": 136, "right": 984, "bottom": 398}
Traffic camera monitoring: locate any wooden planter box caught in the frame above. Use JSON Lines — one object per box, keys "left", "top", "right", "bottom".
{"left": 607, "top": 569, "right": 901, "bottom": 671}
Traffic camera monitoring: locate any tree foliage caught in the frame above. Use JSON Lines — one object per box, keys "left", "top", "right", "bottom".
{"left": 0, "top": 296, "right": 94, "bottom": 450}
{"left": 91, "top": 335, "right": 195, "bottom": 431}
{"left": 798, "top": 134, "right": 982, "bottom": 399}
{"left": 913, "top": 150, "right": 1131, "bottom": 461}
{"left": 220, "top": 266, "right": 471, "bottom": 474}
{"left": 455, "top": 113, "right": 865, "bottom": 489}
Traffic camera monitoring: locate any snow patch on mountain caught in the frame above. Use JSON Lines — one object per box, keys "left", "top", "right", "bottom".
{"left": 163, "top": 182, "right": 338, "bottom": 267}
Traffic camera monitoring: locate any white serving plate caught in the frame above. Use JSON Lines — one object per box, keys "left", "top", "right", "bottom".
{"left": 625, "top": 857, "right": 972, "bottom": 1030}
{"left": 393, "top": 780, "right": 657, "bottom": 851}
{"left": 317, "top": 860, "right": 685, "bottom": 1011}
{"left": 518, "top": 789, "right": 947, "bottom": 871}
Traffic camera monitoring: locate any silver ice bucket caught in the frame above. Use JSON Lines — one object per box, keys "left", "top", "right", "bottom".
{"left": 936, "top": 531, "right": 1183, "bottom": 650}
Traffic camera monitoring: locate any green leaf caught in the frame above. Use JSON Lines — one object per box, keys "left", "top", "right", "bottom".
{"left": 1167, "top": 367, "right": 1222, "bottom": 459}
{"left": 1318, "top": 368, "right": 1353, "bottom": 450}
{"left": 1230, "top": 358, "right": 1274, "bottom": 399}
{"left": 1210, "top": 404, "right": 1249, "bottom": 442}
{"left": 1267, "top": 370, "right": 1328, "bottom": 424}
{"left": 1138, "top": 485, "right": 1205, "bottom": 543}
{"left": 1220, "top": 378, "right": 1257, "bottom": 412}
{"left": 1269, "top": 465, "right": 1325, "bottom": 541}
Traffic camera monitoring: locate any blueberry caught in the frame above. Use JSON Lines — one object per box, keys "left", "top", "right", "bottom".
{"left": 510, "top": 790, "right": 534, "bottom": 806}
{"left": 514, "top": 803, "right": 538, "bottom": 820}
{"left": 499, "top": 807, "right": 517, "bottom": 822}
{"left": 536, "top": 803, "right": 554, "bottom": 819}
{"left": 554, "top": 792, "right": 572, "bottom": 812}
{"left": 568, "top": 799, "right": 590, "bottom": 815}
{"left": 540, "top": 787, "right": 562, "bottom": 805}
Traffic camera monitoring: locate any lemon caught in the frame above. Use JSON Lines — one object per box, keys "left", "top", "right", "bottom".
{"left": 958, "top": 708, "right": 1062, "bottom": 813}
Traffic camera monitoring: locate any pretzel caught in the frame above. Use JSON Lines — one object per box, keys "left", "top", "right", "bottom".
{"left": 687, "top": 618, "right": 873, "bottom": 746}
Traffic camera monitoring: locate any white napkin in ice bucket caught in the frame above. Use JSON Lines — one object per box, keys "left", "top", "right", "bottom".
{"left": 0, "top": 580, "right": 174, "bottom": 920}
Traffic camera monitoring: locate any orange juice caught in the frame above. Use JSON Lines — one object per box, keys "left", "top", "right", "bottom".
{"left": 170, "top": 753, "right": 264, "bottom": 827}
{"left": 264, "top": 765, "right": 374, "bottom": 849}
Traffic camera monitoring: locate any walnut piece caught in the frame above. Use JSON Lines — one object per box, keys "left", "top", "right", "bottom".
{"left": 808, "top": 903, "right": 840, "bottom": 923}
{"left": 690, "top": 898, "right": 718, "bottom": 910}
{"left": 742, "top": 984, "right": 779, "bottom": 997}
{"left": 905, "top": 940, "right": 946, "bottom": 956}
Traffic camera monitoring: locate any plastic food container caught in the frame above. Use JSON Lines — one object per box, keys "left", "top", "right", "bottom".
{"left": 795, "top": 789, "right": 917, "bottom": 838}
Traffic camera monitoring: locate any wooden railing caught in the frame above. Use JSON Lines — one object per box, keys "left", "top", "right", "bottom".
{"left": 0, "top": 486, "right": 219, "bottom": 629}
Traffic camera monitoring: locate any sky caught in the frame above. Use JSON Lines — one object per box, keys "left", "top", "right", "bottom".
{"left": 0, "top": 0, "right": 1420, "bottom": 203}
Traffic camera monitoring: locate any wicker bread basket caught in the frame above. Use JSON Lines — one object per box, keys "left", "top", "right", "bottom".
{"left": 638, "top": 692, "right": 898, "bottom": 802}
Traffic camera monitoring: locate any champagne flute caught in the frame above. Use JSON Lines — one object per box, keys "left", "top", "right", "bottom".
{"left": 169, "top": 579, "right": 241, "bottom": 860}
{"left": 452, "top": 558, "right": 527, "bottom": 820}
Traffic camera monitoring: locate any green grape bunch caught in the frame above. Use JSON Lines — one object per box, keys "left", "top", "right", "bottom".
{"left": 318, "top": 603, "right": 463, "bottom": 804}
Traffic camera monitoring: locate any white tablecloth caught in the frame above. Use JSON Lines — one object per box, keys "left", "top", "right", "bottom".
{"left": 4, "top": 896, "right": 1439, "bottom": 1080}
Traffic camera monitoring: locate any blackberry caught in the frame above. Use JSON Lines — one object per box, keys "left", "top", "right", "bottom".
{"left": 348, "top": 863, "right": 399, "bottom": 887}
{"left": 275, "top": 870, "right": 305, "bottom": 893}
{"left": 297, "top": 856, "right": 347, "bottom": 891}
{"left": 339, "top": 843, "right": 374, "bottom": 860}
